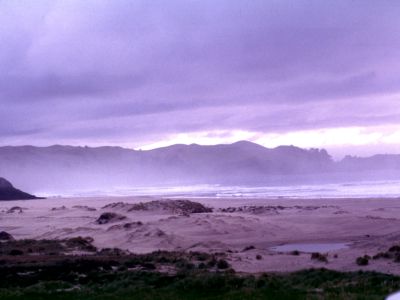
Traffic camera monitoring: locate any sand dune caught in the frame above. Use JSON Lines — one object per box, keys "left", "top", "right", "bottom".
{"left": 1, "top": 196, "right": 400, "bottom": 274}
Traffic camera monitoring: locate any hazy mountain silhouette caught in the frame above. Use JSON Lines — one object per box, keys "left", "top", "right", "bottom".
{"left": 0, "top": 177, "right": 39, "bottom": 200}
{"left": 0, "top": 141, "right": 399, "bottom": 194}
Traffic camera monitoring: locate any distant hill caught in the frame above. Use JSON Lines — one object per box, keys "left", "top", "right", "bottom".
{"left": 0, "top": 177, "right": 39, "bottom": 200}
{"left": 338, "top": 154, "right": 400, "bottom": 171}
{"left": 0, "top": 141, "right": 399, "bottom": 194}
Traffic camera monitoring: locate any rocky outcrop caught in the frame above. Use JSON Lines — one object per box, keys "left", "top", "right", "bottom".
{"left": 0, "top": 177, "right": 39, "bottom": 200}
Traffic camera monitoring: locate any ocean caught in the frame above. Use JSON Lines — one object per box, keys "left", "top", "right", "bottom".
{"left": 46, "top": 180, "right": 400, "bottom": 199}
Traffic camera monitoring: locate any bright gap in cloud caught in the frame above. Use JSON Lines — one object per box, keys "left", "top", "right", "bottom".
{"left": 137, "top": 130, "right": 257, "bottom": 150}
{"left": 255, "top": 127, "right": 383, "bottom": 148}
{"left": 137, "top": 126, "right": 400, "bottom": 159}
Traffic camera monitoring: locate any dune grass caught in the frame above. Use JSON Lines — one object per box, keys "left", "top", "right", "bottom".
{"left": 1, "top": 262, "right": 400, "bottom": 299}
{"left": 1, "top": 239, "right": 400, "bottom": 299}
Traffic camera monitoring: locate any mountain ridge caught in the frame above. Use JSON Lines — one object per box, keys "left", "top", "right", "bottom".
{"left": 0, "top": 141, "right": 399, "bottom": 193}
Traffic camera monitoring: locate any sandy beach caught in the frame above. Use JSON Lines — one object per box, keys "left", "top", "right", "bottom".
{"left": 2, "top": 196, "right": 400, "bottom": 275}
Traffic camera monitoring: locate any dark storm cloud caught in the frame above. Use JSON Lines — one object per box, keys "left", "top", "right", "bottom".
{"left": 1, "top": 0, "right": 400, "bottom": 145}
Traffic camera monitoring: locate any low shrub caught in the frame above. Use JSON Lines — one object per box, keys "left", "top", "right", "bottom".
{"left": 242, "top": 245, "right": 255, "bottom": 252}
{"left": 356, "top": 255, "right": 370, "bottom": 266}
{"left": 216, "top": 259, "right": 229, "bottom": 269}
{"left": 311, "top": 252, "right": 328, "bottom": 263}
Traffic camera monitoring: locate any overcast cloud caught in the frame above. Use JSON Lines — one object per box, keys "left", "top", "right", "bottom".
{"left": 1, "top": 0, "right": 400, "bottom": 156}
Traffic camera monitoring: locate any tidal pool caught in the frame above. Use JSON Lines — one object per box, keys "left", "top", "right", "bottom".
{"left": 270, "top": 242, "right": 350, "bottom": 253}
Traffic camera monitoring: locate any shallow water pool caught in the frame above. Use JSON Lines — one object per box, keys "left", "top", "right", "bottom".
{"left": 270, "top": 242, "right": 349, "bottom": 253}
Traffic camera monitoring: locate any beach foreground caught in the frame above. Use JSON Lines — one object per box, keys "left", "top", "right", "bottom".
{"left": 2, "top": 196, "right": 400, "bottom": 275}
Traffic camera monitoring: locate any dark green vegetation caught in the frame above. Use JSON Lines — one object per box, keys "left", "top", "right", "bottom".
{"left": 355, "top": 243, "right": 400, "bottom": 267}
{"left": 356, "top": 255, "right": 370, "bottom": 266}
{"left": 1, "top": 238, "right": 400, "bottom": 299}
{"left": 102, "top": 199, "right": 213, "bottom": 214}
{"left": 372, "top": 244, "right": 400, "bottom": 263}
{"left": 310, "top": 252, "right": 328, "bottom": 263}
{"left": 0, "top": 237, "right": 96, "bottom": 256}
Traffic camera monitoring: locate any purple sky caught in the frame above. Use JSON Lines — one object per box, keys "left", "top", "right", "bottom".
{"left": 1, "top": 0, "right": 400, "bottom": 158}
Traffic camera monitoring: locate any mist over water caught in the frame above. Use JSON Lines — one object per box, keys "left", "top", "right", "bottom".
{"left": 40, "top": 180, "right": 400, "bottom": 199}
{"left": 2, "top": 143, "right": 400, "bottom": 200}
